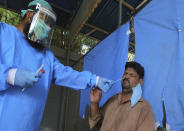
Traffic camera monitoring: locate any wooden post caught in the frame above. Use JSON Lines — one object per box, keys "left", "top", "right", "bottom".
{"left": 69, "top": 0, "right": 103, "bottom": 46}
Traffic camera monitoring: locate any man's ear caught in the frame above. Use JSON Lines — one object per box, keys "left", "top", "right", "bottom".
{"left": 139, "top": 79, "right": 143, "bottom": 86}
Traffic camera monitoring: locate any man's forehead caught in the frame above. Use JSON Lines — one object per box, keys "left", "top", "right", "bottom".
{"left": 125, "top": 67, "right": 138, "bottom": 74}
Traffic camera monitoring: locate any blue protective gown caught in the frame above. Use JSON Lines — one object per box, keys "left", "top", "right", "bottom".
{"left": 0, "top": 22, "right": 96, "bottom": 131}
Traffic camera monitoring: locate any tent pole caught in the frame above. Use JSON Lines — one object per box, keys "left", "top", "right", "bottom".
{"left": 118, "top": 0, "right": 123, "bottom": 27}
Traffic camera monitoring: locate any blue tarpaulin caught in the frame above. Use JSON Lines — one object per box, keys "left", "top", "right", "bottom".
{"left": 135, "top": 0, "right": 184, "bottom": 130}
{"left": 80, "top": 23, "right": 129, "bottom": 118}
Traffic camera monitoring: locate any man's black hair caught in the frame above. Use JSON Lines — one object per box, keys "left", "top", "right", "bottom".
{"left": 125, "top": 61, "right": 144, "bottom": 79}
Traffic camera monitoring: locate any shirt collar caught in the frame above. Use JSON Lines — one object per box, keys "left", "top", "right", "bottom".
{"left": 118, "top": 93, "right": 143, "bottom": 105}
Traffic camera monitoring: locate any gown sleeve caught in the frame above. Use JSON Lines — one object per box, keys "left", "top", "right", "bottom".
{"left": 0, "top": 22, "right": 13, "bottom": 91}
{"left": 53, "top": 57, "right": 96, "bottom": 90}
{"left": 0, "top": 63, "right": 11, "bottom": 91}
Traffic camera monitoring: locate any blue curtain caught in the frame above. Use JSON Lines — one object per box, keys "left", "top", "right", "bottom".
{"left": 80, "top": 23, "right": 129, "bottom": 118}
{"left": 135, "top": 0, "right": 184, "bottom": 130}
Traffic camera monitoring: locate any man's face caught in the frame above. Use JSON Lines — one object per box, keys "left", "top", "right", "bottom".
{"left": 23, "top": 12, "right": 35, "bottom": 35}
{"left": 121, "top": 67, "right": 141, "bottom": 92}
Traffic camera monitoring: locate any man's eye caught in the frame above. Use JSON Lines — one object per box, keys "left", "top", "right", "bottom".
{"left": 130, "top": 74, "right": 136, "bottom": 77}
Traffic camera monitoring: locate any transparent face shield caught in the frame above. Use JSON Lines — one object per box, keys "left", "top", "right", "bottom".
{"left": 28, "top": 4, "right": 56, "bottom": 48}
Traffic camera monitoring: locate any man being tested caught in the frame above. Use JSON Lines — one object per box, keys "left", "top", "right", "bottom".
{"left": 0, "top": 0, "right": 113, "bottom": 130}
{"left": 89, "top": 61, "right": 155, "bottom": 131}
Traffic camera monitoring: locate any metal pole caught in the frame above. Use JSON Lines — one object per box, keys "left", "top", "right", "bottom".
{"left": 66, "top": 41, "right": 71, "bottom": 65}
{"left": 4, "top": 0, "right": 8, "bottom": 8}
{"left": 118, "top": 0, "right": 123, "bottom": 27}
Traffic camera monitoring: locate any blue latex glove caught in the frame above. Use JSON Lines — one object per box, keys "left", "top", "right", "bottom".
{"left": 14, "top": 69, "right": 41, "bottom": 88}
{"left": 96, "top": 76, "right": 113, "bottom": 92}
{"left": 130, "top": 84, "right": 142, "bottom": 107}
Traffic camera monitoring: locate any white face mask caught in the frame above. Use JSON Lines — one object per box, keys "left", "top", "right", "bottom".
{"left": 130, "top": 83, "right": 142, "bottom": 107}
{"left": 27, "top": 3, "right": 56, "bottom": 48}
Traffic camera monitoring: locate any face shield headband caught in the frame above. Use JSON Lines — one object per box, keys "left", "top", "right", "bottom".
{"left": 27, "top": 3, "right": 56, "bottom": 48}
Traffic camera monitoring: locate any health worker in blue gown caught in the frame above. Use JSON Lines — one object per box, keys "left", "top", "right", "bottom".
{"left": 0, "top": 0, "right": 113, "bottom": 130}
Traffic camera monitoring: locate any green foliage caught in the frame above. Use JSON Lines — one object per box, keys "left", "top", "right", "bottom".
{"left": 51, "top": 26, "right": 69, "bottom": 49}
{"left": 51, "top": 27, "right": 98, "bottom": 54}
{"left": 71, "top": 34, "right": 98, "bottom": 54}
{"left": 0, "top": 8, "right": 21, "bottom": 25}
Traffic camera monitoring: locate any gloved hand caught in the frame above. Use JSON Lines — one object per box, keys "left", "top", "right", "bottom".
{"left": 130, "top": 84, "right": 142, "bottom": 107}
{"left": 14, "top": 69, "right": 41, "bottom": 88}
{"left": 95, "top": 76, "right": 113, "bottom": 93}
